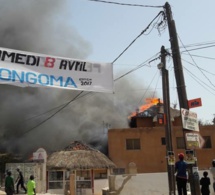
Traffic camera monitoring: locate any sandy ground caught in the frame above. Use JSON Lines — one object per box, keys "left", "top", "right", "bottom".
{"left": 0, "top": 170, "right": 214, "bottom": 195}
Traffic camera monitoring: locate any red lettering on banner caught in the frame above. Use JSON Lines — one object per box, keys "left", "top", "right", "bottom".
{"left": 44, "top": 57, "right": 55, "bottom": 68}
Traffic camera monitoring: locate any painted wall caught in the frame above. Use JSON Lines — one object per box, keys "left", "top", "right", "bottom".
{"left": 6, "top": 162, "right": 46, "bottom": 193}
{"left": 108, "top": 117, "right": 215, "bottom": 173}
{"left": 108, "top": 171, "right": 214, "bottom": 195}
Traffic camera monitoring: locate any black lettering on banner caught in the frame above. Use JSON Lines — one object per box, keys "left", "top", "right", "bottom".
{"left": 0, "top": 50, "right": 15, "bottom": 62}
{"left": 59, "top": 60, "right": 87, "bottom": 72}
{"left": 0, "top": 50, "right": 41, "bottom": 66}
{"left": 26, "top": 55, "right": 40, "bottom": 66}
{"left": 15, "top": 53, "right": 26, "bottom": 64}
{"left": 59, "top": 60, "right": 67, "bottom": 69}
{"left": 69, "top": 61, "right": 76, "bottom": 70}
{"left": 79, "top": 78, "right": 92, "bottom": 86}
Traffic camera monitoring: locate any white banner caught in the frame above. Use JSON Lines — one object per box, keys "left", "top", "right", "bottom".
{"left": 181, "top": 108, "right": 199, "bottom": 131}
{"left": 0, "top": 47, "right": 113, "bottom": 93}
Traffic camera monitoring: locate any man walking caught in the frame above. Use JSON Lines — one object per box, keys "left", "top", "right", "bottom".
{"left": 16, "top": 168, "right": 27, "bottom": 194}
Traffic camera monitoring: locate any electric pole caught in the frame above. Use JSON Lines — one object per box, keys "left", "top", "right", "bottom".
{"left": 164, "top": 2, "right": 201, "bottom": 195}
{"left": 159, "top": 45, "right": 176, "bottom": 195}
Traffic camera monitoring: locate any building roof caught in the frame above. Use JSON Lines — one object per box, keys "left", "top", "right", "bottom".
{"left": 47, "top": 141, "right": 116, "bottom": 170}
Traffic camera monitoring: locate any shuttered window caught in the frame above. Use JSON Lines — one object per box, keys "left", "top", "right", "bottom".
{"left": 202, "top": 136, "right": 212, "bottom": 148}
{"left": 126, "top": 139, "right": 140, "bottom": 150}
{"left": 176, "top": 137, "right": 185, "bottom": 149}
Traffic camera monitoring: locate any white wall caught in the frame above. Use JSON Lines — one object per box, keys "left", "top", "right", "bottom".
{"left": 6, "top": 162, "right": 46, "bottom": 193}
{"left": 108, "top": 171, "right": 215, "bottom": 195}
{"left": 109, "top": 173, "right": 170, "bottom": 195}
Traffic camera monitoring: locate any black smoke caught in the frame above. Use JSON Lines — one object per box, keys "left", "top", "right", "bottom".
{"left": 0, "top": 1, "right": 157, "bottom": 156}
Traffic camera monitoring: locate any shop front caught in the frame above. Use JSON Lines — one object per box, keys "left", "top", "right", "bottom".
{"left": 47, "top": 141, "right": 116, "bottom": 195}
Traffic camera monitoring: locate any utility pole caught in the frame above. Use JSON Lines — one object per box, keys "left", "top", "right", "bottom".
{"left": 159, "top": 45, "right": 175, "bottom": 195}
{"left": 164, "top": 2, "right": 201, "bottom": 195}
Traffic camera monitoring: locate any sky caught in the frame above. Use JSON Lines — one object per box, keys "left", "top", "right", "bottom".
{"left": 71, "top": 0, "right": 215, "bottom": 122}
{"left": 0, "top": 0, "right": 215, "bottom": 155}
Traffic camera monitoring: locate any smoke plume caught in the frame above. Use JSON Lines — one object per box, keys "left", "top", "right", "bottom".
{"left": 0, "top": 1, "right": 156, "bottom": 156}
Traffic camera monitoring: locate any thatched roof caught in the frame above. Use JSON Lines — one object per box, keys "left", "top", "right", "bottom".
{"left": 47, "top": 141, "right": 116, "bottom": 170}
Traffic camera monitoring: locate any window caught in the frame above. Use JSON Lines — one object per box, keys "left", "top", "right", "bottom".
{"left": 76, "top": 170, "right": 92, "bottom": 189}
{"left": 202, "top": 136, "right": 212, "bottom": 148}
{"left": 48, "top": 171, "right": 64, "bottom": 189}
{"left": 76, "top": 170, "right": 91, "bottom": 180}
{"left": 161, "top": 137, "right": 166, "bottom": 145}
{"left": 112, "top": 168, "right": 125, "bottom": 175}
{"left": 176, "top": 137, "right": 185, "bottom": 149}
{"left": 126, "top": 139, "right": 140, "bottom": 150}
{"left": 94, "top": 170, "right": 107, "bottom": 179}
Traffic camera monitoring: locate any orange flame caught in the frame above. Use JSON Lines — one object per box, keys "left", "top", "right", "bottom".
{"left": 129, "top": 98, "right": 162, "bottom": 118}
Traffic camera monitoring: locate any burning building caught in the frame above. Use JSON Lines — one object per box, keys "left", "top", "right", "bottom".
{"left": 108, "top": 98, "right": 215, "bottom": 173}
{"left": 128, "top": 98, "right": 180, "bottom": 128}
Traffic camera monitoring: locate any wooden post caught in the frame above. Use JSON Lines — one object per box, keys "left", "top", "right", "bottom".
{"left": 70, "top": 174, "right": 75, "bottom": 195}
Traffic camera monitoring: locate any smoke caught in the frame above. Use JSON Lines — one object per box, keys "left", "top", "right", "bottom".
{"left": 0, "top": 0, "right": 91, "bottom": 58}
{"left": 0, "top": 1, "right": 156, "bottom": 156}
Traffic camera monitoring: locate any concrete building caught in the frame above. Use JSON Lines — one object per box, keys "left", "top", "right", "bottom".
{"left": 108, "top": 116, "right": 215, "bottom": 173}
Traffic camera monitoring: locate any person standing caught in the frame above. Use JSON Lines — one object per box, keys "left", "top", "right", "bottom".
{"left": 5, "top": 171, "right": 15, "bottom": 195}
{"left": 16, "top": 168, "right": 27, "bottom": 194}
{"left": 200, "top": 171, "right": 210, "bottom": 195}
{"left": 175, "top": 153, "right": 188, "bottom": 195}
{"left": 209, "top": 159, "right": 215, "bottom": 193}
{"left": 27, "top": 175, "right": 36, "bottom": 195}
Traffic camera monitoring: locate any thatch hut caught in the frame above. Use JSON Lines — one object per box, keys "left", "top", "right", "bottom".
{"left": 46, "top": 141, "right": 116, "bottom": 195}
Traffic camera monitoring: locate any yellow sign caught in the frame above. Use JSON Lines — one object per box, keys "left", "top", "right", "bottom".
{"left": 185, "top": 132, "right": 200, "bottom": 149}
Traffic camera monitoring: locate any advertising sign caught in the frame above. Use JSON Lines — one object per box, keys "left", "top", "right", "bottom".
{"left": 185, "top": 133, "right": 200, "bottom": 149}
{"left": 185, "top": 149, "right": 196, "bottom": 164}
{"left": 188, "top": 98, "right": 202, "bottom": 109}
{"left": 181, "top": 108, "right": 199, "bottom": 131}
{"left": 167, "top": 151, "right": 175, "bottom": 165}
{"left": 0, "top": 47, "right": 113, "bottom": 93}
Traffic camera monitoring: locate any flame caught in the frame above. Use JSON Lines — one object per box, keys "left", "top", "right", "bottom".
{"left": 129, "top": 98, "right": 162, "bottom": 118}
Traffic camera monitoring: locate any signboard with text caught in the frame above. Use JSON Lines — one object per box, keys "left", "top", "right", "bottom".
{"left": 0, "top": 47, "right": 113, "bottom": 93}
{"left": 188, "top": 98, "right": 202, "bottom": 109}
{"left": 185, "top": 133, "right": 200, "bottom": 149}
{"left": 181, "top": 108, "right": 199, "bottom": 131}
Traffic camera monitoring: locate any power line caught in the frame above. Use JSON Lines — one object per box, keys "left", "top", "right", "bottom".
{"left": 25, "top": 39, "right": 215, "bottom": 127}
{"left": 178, "top": 34, "right": 215, "bottom": 89}
{"left": 179, "top": 40, "right": 215, "bottom": 49}
{"left": 181, "top": 44, "right": 215, "bottom": 53}
{"left": 181, "top": 57, "right": 215, "bottom": 76}
{"left": 22, "top": 91, "right": 84, "bottom": 136}
{"left": 183, "top": 66, "right": 215, "bottom": 95}
{"left": 112, "top": 11, "right": 165, "bottom": 63}
{"left": 88, "top": 0, "right": 163, "bottom": 8}
{"left": 137, "top": 70, "right": 159, "bottom": 106}
{"left": 22, "top": 37, "right": 215, "bottom": 134}
{"left": 182, "top": 53, "right": 215, "bottom": 61}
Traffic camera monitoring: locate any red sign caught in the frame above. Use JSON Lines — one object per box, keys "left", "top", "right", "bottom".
{"left": 188, "top": 98, "right": 202, "bottom": 109}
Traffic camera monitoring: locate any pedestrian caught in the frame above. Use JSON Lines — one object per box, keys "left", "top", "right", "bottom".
{"left": 175, "top": 153, "right": 188, "bottom": 195}
{"left": 209, "top": 159, "right": 215, "bottom": 193}
{"left": 15, "top": 168, "right": 27, "bottom": 194}
{"left": 200, "top": 171, "right": 210, "bottom": 195}
{"left": 5, "top": 171, "right": 15, "bottom": 195}
{"left": 27, "top": 175, "right": 36, "bottom": 195}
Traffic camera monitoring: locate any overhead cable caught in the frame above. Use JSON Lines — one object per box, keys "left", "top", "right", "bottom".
{"left": 112, "top": 11, "right": 165, "bottom": 63}
{"left": 89, "top": 0, "right": 163, "bottom": 8}
{"left": 182, "top": 53, "right": 215, "bottom": 61}
{"left": 22, "top": 91, "right": 84, "bottom": 136}
{"left": 178, "top": 34, "right": 215, "bottom": 89}
{"left": 183, "top": 66, "right": 215, "bottom": 95}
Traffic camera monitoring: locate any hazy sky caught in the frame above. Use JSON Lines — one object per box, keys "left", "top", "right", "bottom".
{"left": 71, "top": 0, "right": 215, "bottom": 122}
